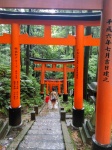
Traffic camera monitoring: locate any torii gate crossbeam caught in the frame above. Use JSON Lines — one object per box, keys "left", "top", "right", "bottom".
{"left": 0, "top": 0, "right": 103, "bottom": 10}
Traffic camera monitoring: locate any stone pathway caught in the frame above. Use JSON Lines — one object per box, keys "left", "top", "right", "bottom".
{"left": 18, "top": 105, "right": 65, "bottom": 150}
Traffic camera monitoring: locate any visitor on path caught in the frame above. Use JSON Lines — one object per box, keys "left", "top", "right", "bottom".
{"left": 50, "top": 88, "right": 58, "bottom": 109}
{"left": 45, "top": 94, "right": 50, "bottom": 109}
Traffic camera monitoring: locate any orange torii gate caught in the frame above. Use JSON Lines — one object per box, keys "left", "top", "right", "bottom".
{"left": 44, "top": 79, "right": 63, "bottom": 95}
{"left": 0, "top": 22, "right": 100, "bottom": 129}
{"left": 0, "top": 13, "right": 100, "bottom": 146}
{"left": 0, "top": 21, "right": 100, "bottom": 129}
{"left": 30, "top": 58, "right": 74, "bottom": 101}
{"left": 0, "top": 0, "right": 112, "bottom": 149}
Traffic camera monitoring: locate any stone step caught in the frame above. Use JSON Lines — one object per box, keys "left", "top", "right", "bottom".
{"left": 31, "top": 125, "right": 61, "bottom": 131}
{"left": 36, "top": 116, "right": 60, "bottom": 119}
{"left": 40, "top": 111, "right": 60, "bottom": 114}
{"left": 33, "top": 120, "right": 61, "bottom": 125}
{"left": 18, "top": 105, "right": 65, "bottom": 150}
{"left": 27, "top": 129, "right": 62, "bottom": 135}
{"left": 24, "top": 134, "right": 63, "bottom": 141}
{"left": 19, "top": 141, "right": 65, "bottom": 150}
{"left": 34, "top": 119, "right": 61, "bottom": 124}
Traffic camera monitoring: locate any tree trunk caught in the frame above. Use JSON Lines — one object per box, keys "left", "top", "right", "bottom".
{"left": 26, "top": 9, "right": 31, "bottom": 76}
{"left": 83, "top": 26, "right": 91, "bottom": 100}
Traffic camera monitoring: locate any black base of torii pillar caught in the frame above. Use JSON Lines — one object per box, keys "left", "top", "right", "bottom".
{"left": 63, "top": 94, "right": 68, "bottom": 102}
{"left": 9, "top": 106, "right": 21, "bottom": 126}
{"left": 92, "top": 135, "right": 112, "bottom": 150}
{"left": 72, "top": 107, "right": 84, "bottom": 128}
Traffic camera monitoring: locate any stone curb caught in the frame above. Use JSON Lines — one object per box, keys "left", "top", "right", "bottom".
{"left": 61, "top": 121, "right": 76, "bottom": 150}
{"left": 7, "top": 121, "right": 34, "bottom": 150}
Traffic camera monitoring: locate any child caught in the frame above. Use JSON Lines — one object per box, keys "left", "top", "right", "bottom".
{"left": 45, "top": 94, "right": 50, "bottom": 109}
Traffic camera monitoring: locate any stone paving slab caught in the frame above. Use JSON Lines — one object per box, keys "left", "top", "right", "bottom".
{"left": 34, "top": 119, "right": 61, "bottom": 124}
{"left": 36, "top": 116, "right": 60, "bottom": 119}
{"left": 31, "top": 125, "right": 61, "bottom": 131}
{"left": 24, "top": 135, "right": 63, "bottom": 141}
{"left": 19, "top": 141, "right": 65, "bottom": 150}
{"left": 36, "top": 114, "right": 60, "bottom": 119}
{"left": 28, "top": 129, "right": 62, "bottom": 135}
{"left": 33, "top": 122, "right": 61, "bottom": 128}
{"left": 40, "top": 111, "right": 60, "bottom": 116}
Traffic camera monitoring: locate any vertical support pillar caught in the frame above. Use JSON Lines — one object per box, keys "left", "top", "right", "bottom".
{"left": 63, "top": 64, "right": 68, "bottom": 102}
{"left": 57, "top": 81, "right": 59, "bottom": 94}
{"left": 40, "top": 63, "right": 45, "bottom": 98}
{"left": 58, "top": 81, "right": 61, "bottom": 96}
{"left": 50, "top": 82, "right": 52, "bottom": 93}
{"left": 45, "top": 25, "right": 51, "bottom": 39}
{"left": 83, "top": 26, "right": 91, "bottom": 100}
{"left": 46, "top": 81, "right": 49, "bottom": 95}
{"left": 9, "top": 23, "right": 21, "bottom": 126}
{"left": 53, "top": 64, "right": 56, "bottom": 69}
{"left": 72, "top": 25, "right": 84, "bottom": 128}
{"left": 92, "top": 0, "right": 112, "bottom": 149}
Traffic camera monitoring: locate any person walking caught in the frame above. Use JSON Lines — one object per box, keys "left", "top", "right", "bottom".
{"left": 50, "top": 88, "right": 58, "bottom": 109}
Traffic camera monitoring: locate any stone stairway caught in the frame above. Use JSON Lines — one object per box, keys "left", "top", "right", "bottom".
{"left": 18, "top": 105, "right": 65, "bottom": 150}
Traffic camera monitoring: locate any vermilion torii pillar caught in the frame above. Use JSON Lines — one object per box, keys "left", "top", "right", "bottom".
{"left": 63, "top": 64, "right": 68, "bottom": 101}
{"left": 49, "top": 83, "right": 52, "bottom": 93}
{"left": 40, "top": 64, "right": 45, "bottom": 98}
{"left": 46, "top": 81, "right": 49, "bottom": 95}
{"left": 92, "top": 0, "right": 112, "bottom": 149}
{"left": 73, "top": 25, "right": 84, "bottom": 128}
{"left": 9, "top": 23, "right": 21, "bottom": 126}
{"left": 58, "top": 81, "right": 61, "bottom": 96}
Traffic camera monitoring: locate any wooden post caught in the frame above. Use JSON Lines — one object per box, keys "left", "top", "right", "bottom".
{"left": 63, "top": 64, "right": 68, "bottom": 101}
{"left": 50, "top": 83, "right": 52, "bottom": 92}
{"left": 9, "top": 23, "right": 21, "bottom": 126}
{"left": 46, "top": 81, "right": 49, "bottom": 95}
{"left": 40, "top": 63, "right": 45, "bottom": 98}
{"left": 92, "top": 0, "right": 112, "bottom": 149}
{"left": 58, "top": 81, "right": 61, "bottom": 95}
{"left": 83, "top": 26, "right": 91, "bottom": 100}
{"left": 73, "top": 25, "right": 84, "bottom": 127}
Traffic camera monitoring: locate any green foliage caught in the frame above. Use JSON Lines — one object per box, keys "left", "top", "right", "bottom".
{"left": 91, "top": 26, "right": 101, "bottom": 38}
{"left": 84, "top": 100, "right": 95, "bottom": 119}
{"left": 60, "top": 96, "right": 73, "bottom": 113}
{"left": 60, "top": 97, "right": 95, "bottom": 119}
{"left": 0, "top": 45, "right": 11, "bottom": 66}
{"left": 68, "top": 78, "right": 74, "bottom": 90}
{"left": 88, "top": 50, "right": 98, "bottom": 83}
{"left": 20, "top": 73, "right": 43, "bottom": 107}
{"left": 0, "top": 66, "right": 43, "bottom": 116}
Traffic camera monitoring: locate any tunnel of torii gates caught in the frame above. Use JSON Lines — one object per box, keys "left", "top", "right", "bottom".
{"left": 30, "top": 58, "right": 75, "bottom": 100}
{"left": 0, "top": 0, "right": 112, "bottom": 149}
